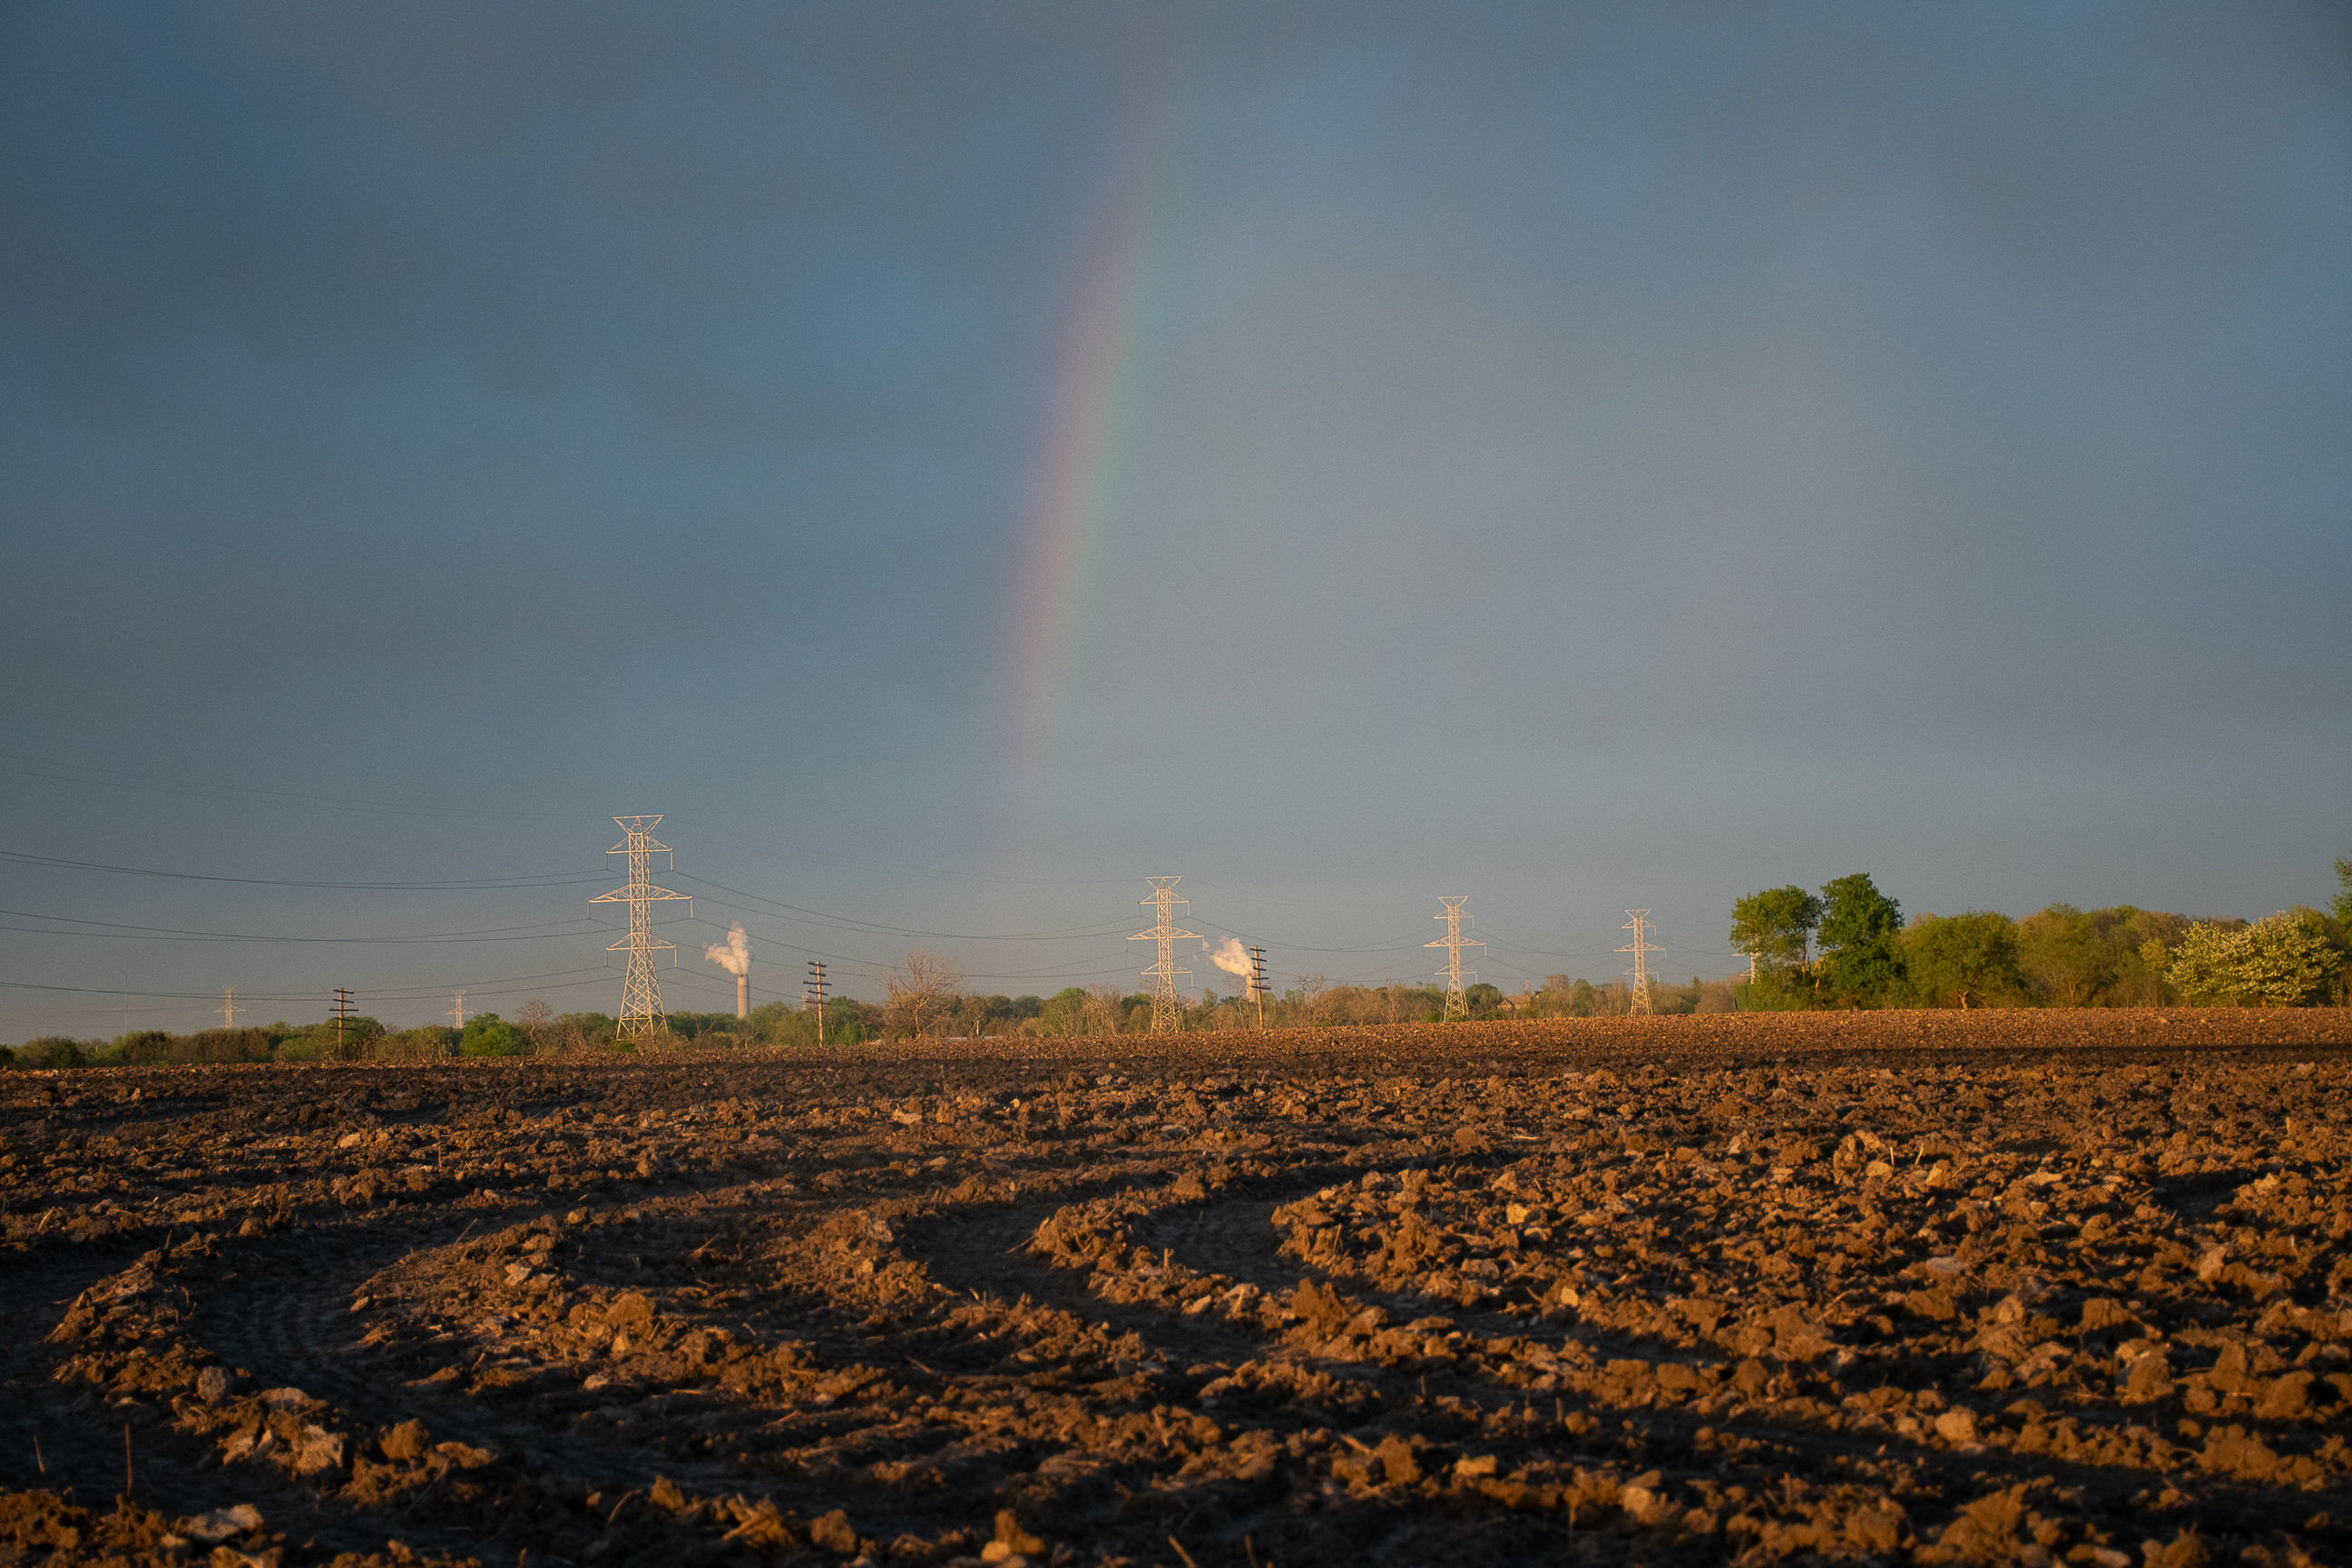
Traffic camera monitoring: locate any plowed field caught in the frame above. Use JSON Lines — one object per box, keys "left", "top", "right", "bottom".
{"left": 3, "top": 1008, "right": 2348, "bottom": 1567}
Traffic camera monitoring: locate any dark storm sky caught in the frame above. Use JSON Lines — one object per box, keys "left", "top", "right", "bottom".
{"left": 4, "top": 2, "right": 2347, "bottom": 1035}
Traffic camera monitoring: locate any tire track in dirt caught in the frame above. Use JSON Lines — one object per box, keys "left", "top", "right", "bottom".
{"left": 0, "top": 1235, "right": 406, "bottom": 1546}
{"left": 0, "top": 1243, "right": 157, "bottom": 1497}
{"left": 8, "top": 1016, "right": 2348, "bottom": 1567}
{"left": 911, "top": 1171, "right": 2277, "bottom": 1547}
{"left": 195, "top": 1202, "right": 770, "bottom": 1494}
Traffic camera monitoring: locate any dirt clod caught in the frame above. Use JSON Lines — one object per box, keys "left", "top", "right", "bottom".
{"left": 2, "top": 1010, "right": 2347, "bottom": 1565}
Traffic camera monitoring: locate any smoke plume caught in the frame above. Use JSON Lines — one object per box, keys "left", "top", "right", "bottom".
{"left": 1203, "top": 937, "right": 1252, "bottom": 981}
{"left": 706, "top": 922, "right": 751, "bottom": 976}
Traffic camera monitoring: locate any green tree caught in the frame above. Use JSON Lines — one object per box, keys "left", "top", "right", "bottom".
{"left": 2114, "top": 908, "right": 2190, "bottom": 1005}
{"left": 1730, "top": 886, "right": 1824, "bottom": 969}
{"left": 1034, "top": 987, "right": 1089, "bottom": 1036}
{"left": 117, "top": 1030, "right": 175, "bottom": 1065}
{"left": 1900, "top": 912, "right": 2025, "bottom": 1008}
{"left": 2015, "top": 905, "right": 2110, "bottom": 1005}
{"left": 1815, "top": 872, "right": 1904, "bottom": 1007}
{"left": 1730, "top": 885, "right": 1827, "bottom": 1009}
{"left": 459, "top": 1012, "right": 526, "bottom": 1056}
{"left": 2334, "top": 857, "right": 2352, "bottom": 927}
{"left": 17, "top": 1037, "right": 84, "bottom": 1069}
{"left": 2167, "top": 910, "right": 2337, "bottom": 1006}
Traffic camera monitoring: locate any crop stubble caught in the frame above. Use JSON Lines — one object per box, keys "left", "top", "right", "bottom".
{"left": 1, "top": 1008, "right": 2347, "bottom": 1566}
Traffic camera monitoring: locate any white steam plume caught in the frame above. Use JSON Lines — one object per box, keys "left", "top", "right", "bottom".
{"left": 1203, "top": 937, "right": 1252, "bottom": 981}
{"left": 705, "top": 922, "right": 751, "bottom": 976}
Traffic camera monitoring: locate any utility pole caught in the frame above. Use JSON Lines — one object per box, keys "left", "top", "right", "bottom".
{"left": 1426, "top": 897, "right": 1483, "bottom": 1021}
{"left": 1129, "top": 877, "right": 1201, "bottom": 1034}
{"left": 450, "top": 991, "right": 467, "bottom": 1032}
{"left": 1618, "top": 910, "right": 1663, "bottom": 1015}
{"left": 218, "top": 986, "right": 238, "bottom": 1031}
{"left": 1249, "top": 946, "right": 1269, "bottom": 1031}
{"left": 590, "top": 816, "right": 691, "bottom": 1043}
{"left": 805, "top": 959, "right": 828, "bottom": 1044}
{"left": 331, "top": 987, "right": 356, "bottom": 1054}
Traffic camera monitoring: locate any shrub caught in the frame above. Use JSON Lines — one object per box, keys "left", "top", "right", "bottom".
{"left": 366, "top": 1028, "right": 454, "bottom": 1062}
{"left": 1901, "top": 912, "right": 2027, "bottom": 1009}
{"left": 184, "top": 1028, "right": 276, "bottom": 1064}
{"left": 459, "top": 1014, "right": 526, "bottom": 1057}
{"left": 18, "top": 1038, "right": 86, "bottom": 1069}
{"left": 111, "top": 1031, "right": 172, "bottom": 1065}
{"left": 2166, "top": 910, "right": 2337, "bottom": 1006}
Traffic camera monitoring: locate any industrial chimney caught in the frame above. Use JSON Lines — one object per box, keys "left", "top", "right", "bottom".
{"left": 705, "top": 922, "right": 752, "bottom": 1021}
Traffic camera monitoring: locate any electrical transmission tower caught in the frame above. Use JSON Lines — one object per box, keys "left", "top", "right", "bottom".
{"left": 331, "top": 987, "right": 356, "bottom": 1054}
{"left": 1249, "top": 946, "right": 1269, "bottom": 1030}
{"left": 590, "top": 816, "right": 691, "bottom": 1042}
{"left": 805, "top": 960, "right": 828, "bottom": 1044}
{"left": 1129, "top": 877, "right": 1201, "bottom": 1034}
{"left": 1618, "top": 909, "right": 1663, "bottom": 1014}
{"left": 218, "top": 986, "right": 238, "bottom": 1030}
{"left": 450, "top": 991, "right": 467, "bottom": 1032}
{"left": 1426, "top": 897, "right": 1484, "bottom": 1021}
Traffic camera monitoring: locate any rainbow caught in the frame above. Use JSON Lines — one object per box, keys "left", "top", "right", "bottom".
{"left": 1008, "top": 107, "right": 1171, "bottom": 775}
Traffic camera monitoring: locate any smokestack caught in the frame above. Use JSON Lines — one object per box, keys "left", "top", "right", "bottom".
{"left": 1204, "top": 937, "right": 1254, "bottom": 989}
{"left": 705, "top": 922, "right": 752, "bottom": 1019}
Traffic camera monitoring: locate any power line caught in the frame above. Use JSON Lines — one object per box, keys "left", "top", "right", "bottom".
{"left": 1481, "top": 929, "right": 1742, "bottom": 961}
{"left": 0, "top": 908, "right": 603, "bottom": 945}
{"left": 0, "top": 848, "right": 603, "bottom": 890}
{"left": 0, "top": 756, "right": 590, "bottom": 822}
{"left": 0, "top": 964, "right": 615, "bottom": 1004}
{"left": 1184, "top": 916, "right": 1436, "bottom": 955}
{"left": 670, "top": 872, "right": 1133, "bottom": 942}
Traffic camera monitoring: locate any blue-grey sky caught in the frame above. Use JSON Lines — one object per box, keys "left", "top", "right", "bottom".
{"left": 4, "top": 2, "right": 2347, "bottom": 1036}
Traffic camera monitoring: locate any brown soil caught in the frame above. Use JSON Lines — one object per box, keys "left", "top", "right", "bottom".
{"left": 2, "top": 1007, "right": 2347, "bottom": 1567}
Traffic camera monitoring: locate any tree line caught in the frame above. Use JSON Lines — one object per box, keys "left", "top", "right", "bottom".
{"left": 1728, "top": 858, "right": 2352, "bottom": 1010}
{"left": 11, "top": 860, "right": 2344, "bottom": 1064}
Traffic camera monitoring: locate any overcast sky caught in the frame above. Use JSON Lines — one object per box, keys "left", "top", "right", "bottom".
{"left": 4, "top": 1, "right": 2347, "bottom": 1036}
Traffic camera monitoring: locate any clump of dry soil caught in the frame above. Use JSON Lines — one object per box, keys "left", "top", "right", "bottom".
{"left": 1, "top": 1007, "right": 2346, "bottom": 1566}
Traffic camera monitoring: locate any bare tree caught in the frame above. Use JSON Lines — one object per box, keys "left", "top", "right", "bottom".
{"left": 1299, "top": 971, "right": 1335, "bottom": 1026}
{"left": 884, "top": 947, "right": 965, "bottom": 1039}
{"left": 954, "top": 994, "right": 993, "bottom": 1040}
{"left": 1082, "top": 985, "right": 1125, "bottom": 1037}
{"left": 516, "top": 999, "right": 553, "bottom": 1047}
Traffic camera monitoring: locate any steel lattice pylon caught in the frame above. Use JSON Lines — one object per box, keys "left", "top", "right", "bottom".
{"left": 1130, "top": 876, "right": 1201, "bottom": 1034}
{"left": 1426, "top": 897, "right": 1483, "bottom": 1021}
{"left": 591, "top": 816, "right": 691, "bottom": 1041}
{"left": 1618, "top": 909, "right": 1663, "bottom": 1015}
